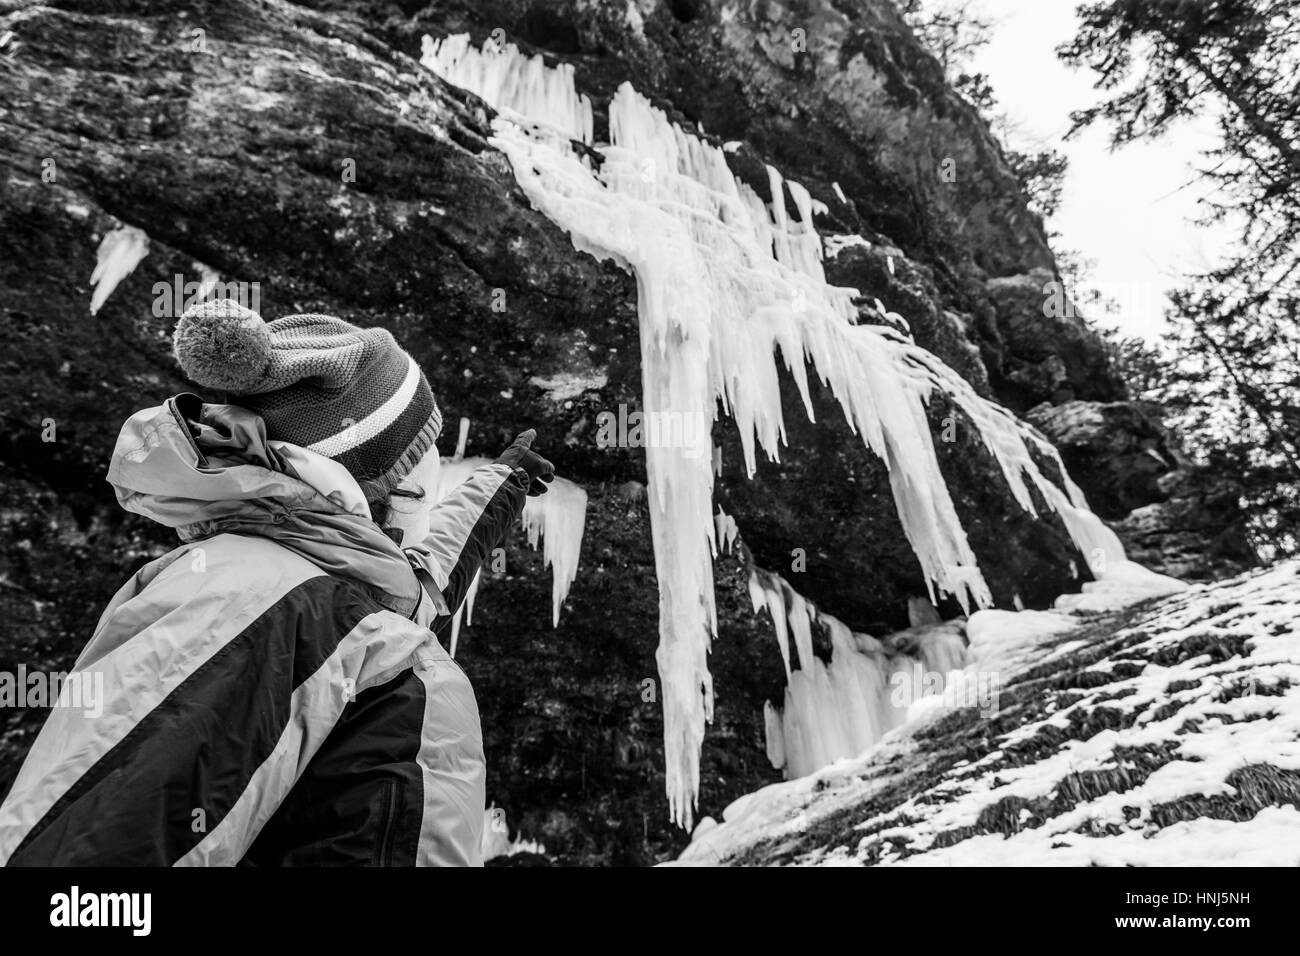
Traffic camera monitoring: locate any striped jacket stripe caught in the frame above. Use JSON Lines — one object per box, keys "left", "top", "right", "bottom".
{"left": 7, "top": 574, "right": 374, "bottom": 866}
{"left": 0, "top": 540, "right": 323, "bottom": 864}
{"left": 176, "top": 607, "right": 434, "bottom": 867}
{"left": 413, "top": 653, "right": 485, "bottom": 865}
{"left": 406, "top": 463, "right": 523, "bottom": 634}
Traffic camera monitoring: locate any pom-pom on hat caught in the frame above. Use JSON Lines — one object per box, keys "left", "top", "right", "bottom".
{"left": 173, "top": 300, "right": 442, "bottom": 503}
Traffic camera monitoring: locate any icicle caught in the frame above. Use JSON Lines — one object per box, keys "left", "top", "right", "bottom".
{"left": 786, "top": 588, "right": 816, "bottom": 673}
{"left": 749, "top": 569, "right": 792, "bottom": 680}
{"left": 713, "top": 505, "right": 739, "bottom": 554}
{"left": 770, "top": 585, "right": 971, "bottom": 778}
{"left": 454, "top": 416, "right": 470, "bottom": 459}
{"left": 748, "top": 568, "right": 961, "bottom": 779}
{"left": 763, "top": 699, "right": 786, "bottom": 770}
{"left": 449, "top": 568, "right": 481, "bottom": 658}
{"left": 90, "top": 225, "right": 149, "bottom": 314}
{"left": 434, "top": 454, "right": 589, "bottom": 632}
{"left": 521, "top": 477, "right": 588, "bottom": 626}
{"left": 421, "top": 34, "right": 593, "bottom": 145}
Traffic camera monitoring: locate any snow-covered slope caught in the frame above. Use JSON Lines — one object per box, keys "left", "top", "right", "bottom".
{"left": 676, "top": 561, "right": 1300, "bottom": 865}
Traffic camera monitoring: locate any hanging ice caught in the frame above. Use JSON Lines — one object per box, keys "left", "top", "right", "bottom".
{"left": 89, "top": 225, "right": 149, "bottom": 315}
{"left": 432, "top": 454, "right": 588, "bottom": 639}
{"left": 714, "top": 506, "right": 739, "bottom": 555}
{"left": 481, "top": 805, "right": 547, "bottom": 861}
{"left": 748, "top": 567, "right": 969, "bottom": 778}
{"left": 421, "top": 34, "right": 593, "bottom": 145}
{"left": 521, "top": 477, "right": 588, "bottom": 627}
{"left": 421, "top": 35, "right": 1182, "bottom": 825}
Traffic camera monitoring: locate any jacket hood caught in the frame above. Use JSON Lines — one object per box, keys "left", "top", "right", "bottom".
{"left": 107, "top": 394, "right": 421, "bottom": 616}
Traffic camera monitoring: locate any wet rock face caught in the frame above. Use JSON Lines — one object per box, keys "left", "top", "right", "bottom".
{"left": 1025, "top": 400, "right": 1257, "bottom": 582}
{"left": 335, "top": 0, "right": 1122, "bottom": 410}
{"left": 984, "top": 271, "right": 1126, "bottom": 410}
{"left": 1026, "top": 400, "right": 1177, "bottom": 519}
{"left": 1110, "top": 475, "right": 1259, "bottom": 582}
{"left": 0, "top": 0, "right": 1182, "bottom": 862}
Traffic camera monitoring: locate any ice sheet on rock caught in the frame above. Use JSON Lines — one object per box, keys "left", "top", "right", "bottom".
{"left": 422, "top": 33, "right": 593, "bottom": 145}
{"left": 90, "top": 225, "right": 149, "bottom": 315}
{"left": 749, "top": 568, "right": 969, "bottom": 779}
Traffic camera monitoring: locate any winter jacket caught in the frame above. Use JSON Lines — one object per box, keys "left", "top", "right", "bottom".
{"left": 0, "top": 394, "right": 526, "bottom": 866}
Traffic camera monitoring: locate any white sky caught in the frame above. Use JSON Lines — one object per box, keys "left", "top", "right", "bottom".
{"left": 970, "top": 0, "right": 1233, "bottom": 341}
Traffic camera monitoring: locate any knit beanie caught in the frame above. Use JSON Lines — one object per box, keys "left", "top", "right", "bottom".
{"left": 172, "top": 300, "right": 442, "bottom": 504}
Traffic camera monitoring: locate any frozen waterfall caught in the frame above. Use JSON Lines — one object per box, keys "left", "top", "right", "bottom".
{"left": 421, "top": 34, "right": 1182, "bottom": 825}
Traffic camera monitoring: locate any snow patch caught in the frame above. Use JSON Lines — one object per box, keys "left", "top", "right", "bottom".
{"left": 824, "top": 233, "right": 872, "bottom": 258}
{"left": 529, "top": 370, "right": 607, "bottom": 401}
{"left": 677, "top": 562, "right": 1300, "bottom": 866}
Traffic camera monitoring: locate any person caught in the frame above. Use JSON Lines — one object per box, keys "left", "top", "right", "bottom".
{"left": 0, "top": 301, "right": 552, "bottom": 866}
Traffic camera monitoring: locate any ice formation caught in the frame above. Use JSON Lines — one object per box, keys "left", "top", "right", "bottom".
{"left": 678, "top": 562, "right": 1300, "bottom": 867}
{"left": 89, "top": 225, "right": 149, "bottom": 315}
{"left": 714, "top": 506, "right": 739, "bottom": 555}
{"left": 748, "top": 567, "right": 969, "bottom": 777}
{"left": 422, "top": 35, "right": 1182, "bottom": 825}
{"left": 422, "top": 34, "right": 592, "bottom": 144}
{"left": 481, "top": 805, "right": 546, "bottom": 861}
{"left": 431, "top": 454, "right": 588, "bottom": 646}
{"left": 521, "top": 475, "right": 589, "bottom": 627}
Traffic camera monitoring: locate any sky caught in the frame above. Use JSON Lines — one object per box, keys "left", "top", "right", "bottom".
{"left": 970, "top": 0, "right": 1234, "bottom": 341}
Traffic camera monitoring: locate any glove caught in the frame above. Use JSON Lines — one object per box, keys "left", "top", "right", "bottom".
{"left": 495, "top": 428, "right": 555, "bottom": 496}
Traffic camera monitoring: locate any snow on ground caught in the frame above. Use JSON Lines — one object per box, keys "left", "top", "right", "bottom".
{"left": 675, "top": 561, "right": 1300, "bottom": 866}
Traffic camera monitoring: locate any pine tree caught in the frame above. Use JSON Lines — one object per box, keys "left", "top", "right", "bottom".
{"left": 1061, "top": 0, "right": 1300, "bottom": 556}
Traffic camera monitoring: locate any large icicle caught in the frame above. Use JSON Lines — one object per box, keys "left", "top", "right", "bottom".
{"left": 421, "top": 35, "right": 1181, "bottom": 822}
